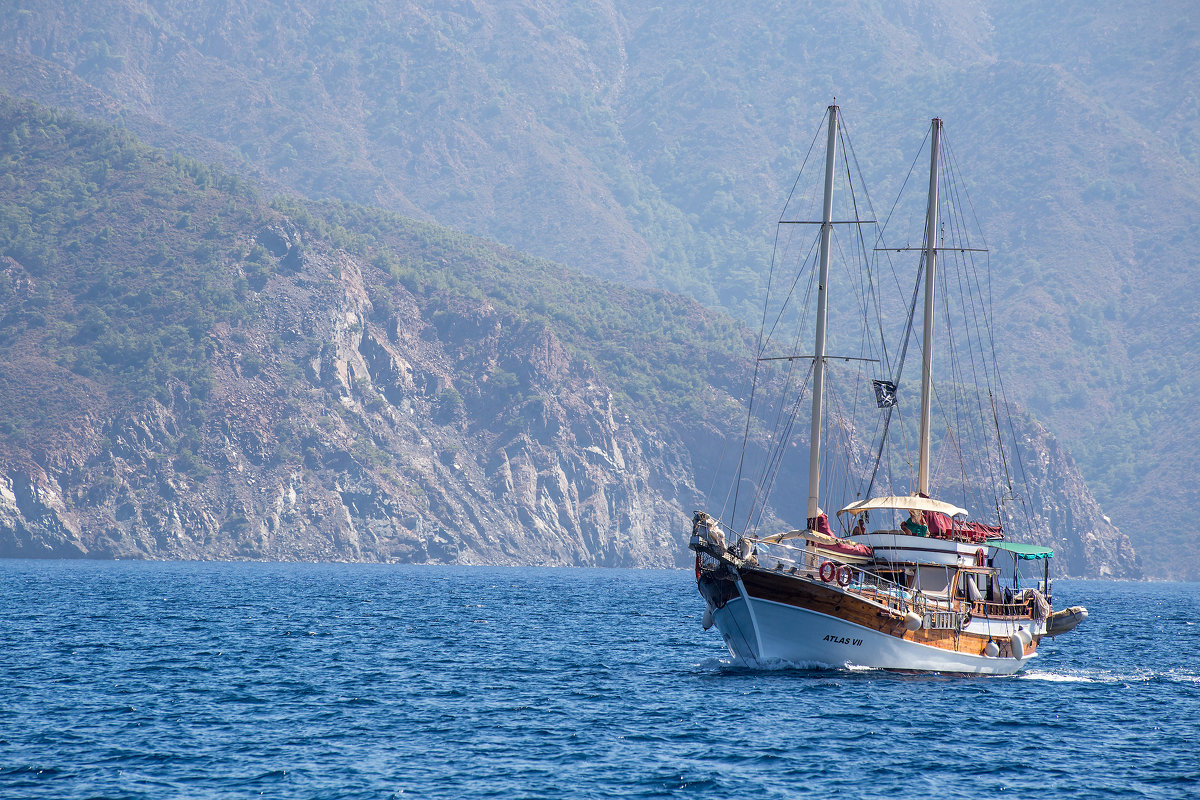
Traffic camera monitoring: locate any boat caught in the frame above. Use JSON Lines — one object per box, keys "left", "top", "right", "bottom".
{"left": 689, "top": 105, "right": 1087, "bottom": 674}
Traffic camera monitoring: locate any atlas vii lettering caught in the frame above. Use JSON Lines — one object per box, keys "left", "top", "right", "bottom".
{"left": 823, "top": 634, "right": 863, "bottom": 646}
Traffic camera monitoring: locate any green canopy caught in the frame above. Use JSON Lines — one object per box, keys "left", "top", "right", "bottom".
{"left": 992, "top": 542, "right": 1054, "bottom": 560}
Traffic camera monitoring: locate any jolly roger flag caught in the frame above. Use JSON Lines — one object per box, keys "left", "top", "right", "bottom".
{"left": 872, "top": 380, "right": 897, "bottom": 408}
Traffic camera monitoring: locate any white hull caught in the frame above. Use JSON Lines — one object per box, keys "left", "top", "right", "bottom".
{"left": 713, "top": 588, "right": 1033, "bottom": 676}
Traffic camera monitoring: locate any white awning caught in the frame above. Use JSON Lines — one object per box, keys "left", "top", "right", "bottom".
{"left": 836, "top": 495, "right": 969, "bottom": 518}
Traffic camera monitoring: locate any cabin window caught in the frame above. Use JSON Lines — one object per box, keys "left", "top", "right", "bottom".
{"left": 916, "top": 566, "right": 951, "bottom": 594}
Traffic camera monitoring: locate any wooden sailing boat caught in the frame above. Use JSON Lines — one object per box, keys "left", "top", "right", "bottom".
{"left": 690, "top": 106, "right": 1087, "bottom": 674}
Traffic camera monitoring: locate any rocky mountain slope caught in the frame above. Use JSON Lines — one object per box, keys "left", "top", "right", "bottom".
{"left": 0, "top": 97, "right": 723, "bottom": 566}
{"left": 0, "top": 1, "right": 1192, "bottom": 575}
{"left": 0, "top": 96, "right": 1138, "bottom": 576}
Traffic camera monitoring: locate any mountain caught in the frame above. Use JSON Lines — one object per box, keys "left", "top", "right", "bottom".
{"left": 1, "top": 0, "right": 1190, "bottom": 574}
{"left": 0, "top": 95, "right": 1138, "bottom": 576}
{"left": 0, "top": 94, "right": 733, "bottom": 566}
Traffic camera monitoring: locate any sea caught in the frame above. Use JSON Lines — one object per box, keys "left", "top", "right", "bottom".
{"left": 1, "top": 561, "right": 1197, "bottom": 799}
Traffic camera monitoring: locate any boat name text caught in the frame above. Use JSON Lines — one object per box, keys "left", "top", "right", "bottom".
{"left": 823, "top": 634, "right": 863, "bottom": 646}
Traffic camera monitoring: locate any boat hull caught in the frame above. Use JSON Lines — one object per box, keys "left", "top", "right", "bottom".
{"left": 705, "top": 568, "right": 1036, "bottom": 675}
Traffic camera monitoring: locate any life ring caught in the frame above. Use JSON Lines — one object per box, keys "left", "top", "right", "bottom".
{"left": 695, "top": 552, "right": 702, "bottom": 581}
{"left": 975, "top": 547, "right": 986, "bottom": 567}
{"left": 837, "top": 565, "right": 853, "bottom": 587}
{"left": 819, "top": 561, "right": 836, "bottom": 582}
{"left": 960, "top": 611, "right": 973, "bottom": 630}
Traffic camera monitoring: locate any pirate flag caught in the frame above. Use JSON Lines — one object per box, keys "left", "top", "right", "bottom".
{"left": 872, "top": 379, "right": 897, "bottom": 408}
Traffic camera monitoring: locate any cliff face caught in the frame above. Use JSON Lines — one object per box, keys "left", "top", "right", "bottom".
{"left": 1001, "top": 419, "right": 1141, "bottom": 579}
{"left": 0, "top": 220, "right": 1139, "bottom": 577}
{"left": 0, "top": 225, "right": 696, "bottom": 566}
{"left": 0, "top": 96, "right": 1139, "bottom": 577}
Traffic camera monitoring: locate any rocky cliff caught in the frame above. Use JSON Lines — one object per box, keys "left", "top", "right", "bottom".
{"left": 0, "top": 224, "right": 702, "bottom": 566}
{"left": 0, "top": 218, "right": 1140, "bottom": 576}
{"left": 1000, "top": 418, "right": 1140, "bottom": 578}
{"left": 0, "top": 96, "right": 1139, "bottom": 577}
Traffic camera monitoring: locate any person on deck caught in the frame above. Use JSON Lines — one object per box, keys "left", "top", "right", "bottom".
{"left": 901, "top": 510, "right": 928, "bottom": 537}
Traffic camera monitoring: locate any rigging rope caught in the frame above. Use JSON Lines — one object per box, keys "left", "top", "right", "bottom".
{"left": 727, "top": 109, "right": 828, "bottom": 534}
{"left": 721, "top": 113, "right": 1035, "bottom": 543}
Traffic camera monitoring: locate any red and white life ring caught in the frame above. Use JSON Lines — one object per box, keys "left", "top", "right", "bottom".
{"left": 837, "top": 565, "right": 853, "bottom": 587}
{"left": 975, "top": 547, "right": 987, "bottom": 567}
{"left": 819, "top": 561, "right": 837, "bottom": 582}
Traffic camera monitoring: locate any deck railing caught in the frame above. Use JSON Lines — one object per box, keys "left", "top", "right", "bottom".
{"left": 969, "top": 598, "right": 1039, "bottom": 620}
{"left": 741, "top": 536, "right": 959, "bottom": 617}
{"left": 693, "top": 514, "right": 1028, "bottom": 623}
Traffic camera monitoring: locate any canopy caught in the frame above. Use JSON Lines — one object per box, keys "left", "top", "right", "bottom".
{"left": 992, "top": 542, "right": 1054, "bottom": 560}
{"left": 837, "top": 495, "right": 969, "bottom": 519}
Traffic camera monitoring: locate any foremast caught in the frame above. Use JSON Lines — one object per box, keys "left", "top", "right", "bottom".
{"left": 806, "top": 105, "right": 839, "bottom": 524}
{"left": 917, "top": 117, "right": 942, "bottom": 496}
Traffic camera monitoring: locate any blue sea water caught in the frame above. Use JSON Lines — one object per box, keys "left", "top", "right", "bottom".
{"left": 1, "top": 562, "right": 1197, "bottom": 799}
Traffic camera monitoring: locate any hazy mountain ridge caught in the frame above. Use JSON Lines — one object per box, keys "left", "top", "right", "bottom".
{"left": 0, "top": 95, "right": 1138, "bottom": 576}
{"left": 1, "top": 1, "right": 1192, "bottom": 574}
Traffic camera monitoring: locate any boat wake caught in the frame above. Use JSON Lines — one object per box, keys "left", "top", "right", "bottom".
{"left": 1018, "top": 669, "right": 1098, "bottom": 683}
{"left": 700, "top": 656, "right": 844, "bottom": 673}
{"left": 1021, "top": 668, "right": 1200, "bottom": 685}
{"left": 700, "top": 656, "right": 1005, "bottom": 679}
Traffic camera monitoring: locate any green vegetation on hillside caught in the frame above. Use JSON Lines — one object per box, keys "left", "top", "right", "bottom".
{"left": 0, "top": 97, "right": 268, "bottom": 405}
{"left": 0, "top": 94, "right": 748, "bottom": 446}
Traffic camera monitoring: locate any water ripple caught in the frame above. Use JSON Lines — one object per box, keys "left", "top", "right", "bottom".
{"left": 1, "top": 563, "right": 1198, "bottom": 799}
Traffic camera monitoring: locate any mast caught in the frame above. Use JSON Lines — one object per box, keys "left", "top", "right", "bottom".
{"left": 917, "top": 117, "right": 942, "bottom": 496}
{"left": 806, "top": 104, "right": 839, "bottom": 524}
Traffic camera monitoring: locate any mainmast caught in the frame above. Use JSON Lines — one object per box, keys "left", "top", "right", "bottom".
{"left": 917, "top": 117, "right": 942, "bottom": 496}
{"left": 806, "top": 105, "right": 839, "bottom": 524}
